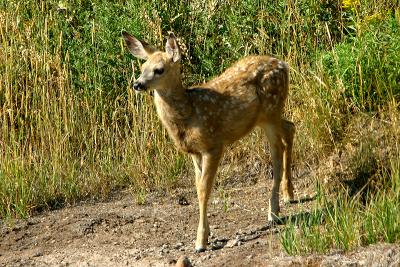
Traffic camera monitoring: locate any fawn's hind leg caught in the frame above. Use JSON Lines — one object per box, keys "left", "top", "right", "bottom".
{"left": 262, "top": 120, "right": 284, "bottom": 221}
{"left": 281, "top": 119, "right": 295, "bottom": 202}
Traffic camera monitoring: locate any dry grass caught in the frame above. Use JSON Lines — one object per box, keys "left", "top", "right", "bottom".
{"left": 1, "top": 0, "right": 399, "bottom": 254}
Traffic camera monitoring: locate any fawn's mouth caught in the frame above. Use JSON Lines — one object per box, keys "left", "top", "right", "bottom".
{"left": 133, "top": 81, "right": 147, "bottom": 92}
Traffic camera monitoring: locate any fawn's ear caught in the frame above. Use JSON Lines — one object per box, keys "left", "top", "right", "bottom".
{"left": 166, "top": 32, "right": 181, "bottom": 62}
{"left": 122, "top": 31, "right": 157, "bottom": 60}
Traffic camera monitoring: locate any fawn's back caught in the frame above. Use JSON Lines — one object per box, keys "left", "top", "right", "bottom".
{"left": 161, "top": 55, "right": 289, "bottom": 153}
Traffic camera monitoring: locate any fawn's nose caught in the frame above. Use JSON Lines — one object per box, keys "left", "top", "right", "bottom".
{"left": 133, "top": 81, "right": 146, "bottom": 91}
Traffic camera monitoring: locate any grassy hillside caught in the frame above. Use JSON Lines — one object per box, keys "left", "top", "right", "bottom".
{"left": 1, "top": 0, "right": 399, "bottom": 254}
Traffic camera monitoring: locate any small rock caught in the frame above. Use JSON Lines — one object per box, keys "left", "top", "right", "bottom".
{"left": 178, "top": 196, "right": 189, "bottom": 206}
{"left": 211, "top": 241, "right": 225, "bottom": 250}
{"left": 176, "top": 255, "right": 192, "bottom": 267}
{"left": 225, "top": 239, "right": 239, "bottom": 248}
{"left": 32, "top": 249, "right": 44, "bottom": 257}
{"left": 160, "top": 244, "right": 170, "bottom": 254}
{"left": 201, "top": 254, "right": 211, "bottom": 261}
{"left": 27, "top": 218, "right": 40, "bottom": 225}
{"left": 211, "top": 199, "right": 220, "bottom": 205}
{"left": 173, "top": 242, "right": 184, "bottom": 249}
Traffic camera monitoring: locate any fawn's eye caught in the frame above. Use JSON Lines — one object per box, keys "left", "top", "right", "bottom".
{"left": 154, "top": 68, "right": 164, "bottom": 75}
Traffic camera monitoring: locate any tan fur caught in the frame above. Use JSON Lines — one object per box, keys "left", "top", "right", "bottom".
{"left": 122, "top": 32, "right": 295, "bottom": 251}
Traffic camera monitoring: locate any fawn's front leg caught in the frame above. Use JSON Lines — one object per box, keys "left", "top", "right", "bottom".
{"left": 281, "top": 119, "right": 295, "bottom": 202}
{"left": 195, "top": 148, "right": 222, "bottom": 252}
{"left": 192, "top": 153, "right": 202, "bottom": 182}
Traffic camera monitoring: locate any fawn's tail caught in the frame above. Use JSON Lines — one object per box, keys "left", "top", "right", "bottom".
{"left": 256, "top": 58, "right": 290, "bottom": 111}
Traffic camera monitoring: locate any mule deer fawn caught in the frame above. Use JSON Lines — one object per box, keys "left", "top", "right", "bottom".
{"left": 122, "top": 31, "right": 295, "bottom": 252}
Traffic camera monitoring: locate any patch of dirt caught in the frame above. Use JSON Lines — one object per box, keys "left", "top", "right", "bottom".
{"left": 1, "top": 174, "right": 399, "bottom": 266}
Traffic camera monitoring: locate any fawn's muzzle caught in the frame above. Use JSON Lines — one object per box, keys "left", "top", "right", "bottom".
{"left": 133, "top": 81, "right": 147, "bottom": 91}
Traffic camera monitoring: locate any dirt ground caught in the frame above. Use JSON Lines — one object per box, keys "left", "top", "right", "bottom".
{"left": 1, "top": 170, "right": 400, "bottom": 267}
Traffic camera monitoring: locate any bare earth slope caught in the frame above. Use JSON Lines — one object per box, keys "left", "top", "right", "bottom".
{"left": 1, "top": 178, "right": 399, "bottom": 267}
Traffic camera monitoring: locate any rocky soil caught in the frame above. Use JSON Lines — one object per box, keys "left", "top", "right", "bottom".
{"left": 1, "top": 174, "right": 399, "bottom": 266}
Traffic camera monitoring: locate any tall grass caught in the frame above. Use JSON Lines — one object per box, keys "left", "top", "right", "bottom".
{"left": 281, "top": 154, "right": 400, "bottom": 255}
{"left": 279, "top": 0, "right": 400, "bottom": 251}
{"left": 0, "top": 0, "right": 343, "bottom": 218}
{"left": 1, "top": 0, "right": 400, "bottom": 253}
{"left": 0, "top": 0, "right": 185, "bottom": 218}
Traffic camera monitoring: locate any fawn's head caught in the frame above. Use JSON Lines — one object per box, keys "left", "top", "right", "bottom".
{"left": 122, "top": 31, "right": 181, "bottom": 92}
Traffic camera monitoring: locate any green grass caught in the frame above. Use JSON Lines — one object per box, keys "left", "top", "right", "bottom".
{"left": 319, "top": 16, "right": 400, "bottom": 111}
{"left": 281, "top": 154, "right": 400, "bottom": 255}
{"left": 0, "top": 0, "right": 186, "bottom": 217}
{"left": 1, "top": 0, "right": 400, "bottom": 255}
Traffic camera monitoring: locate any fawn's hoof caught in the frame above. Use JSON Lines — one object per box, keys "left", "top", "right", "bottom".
{"left": 195, "top": 247, "right": 206, "bottom": 253}
{"left": 283, "top": 195, "right": 295, "bottom": 204}
{"left": 268, "top": 212, "right": 280, "bottom": 222}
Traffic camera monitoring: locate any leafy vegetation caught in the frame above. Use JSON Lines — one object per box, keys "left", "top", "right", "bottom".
{"left": 1, "top": 0, "right": 399, "bottom": 254}
{"left": 319, "top": 16, "right": 400, "bottom": 111}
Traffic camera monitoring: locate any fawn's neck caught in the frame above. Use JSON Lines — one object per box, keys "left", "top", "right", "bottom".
{"left": 153, "top": 75, "right": 192, "bottom": 123}
{"left": 153, "top": 78, "right": 194, "bottom": 152}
